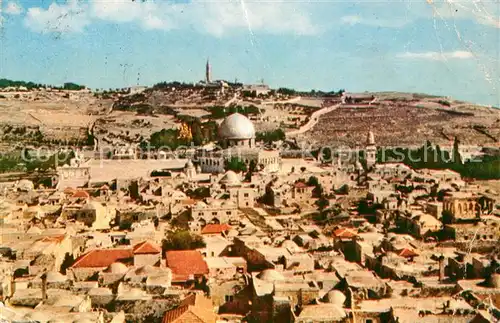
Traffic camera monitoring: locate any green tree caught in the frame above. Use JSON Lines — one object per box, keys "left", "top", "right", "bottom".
{"left": 149, "top": 128, "right": 187, "bottom": 149}
{"left": 307, "top": 176, "right": 319, "bottom": 187}
{"left": 63, "top": 82, "right": 85, "bottom": 91}
{"left": 191, "top": 120, "right": 204, "bottom": 146}
{"left": 441, "top": 210, "right": 454, "bottom": 224}
{"left": 225, "top": 157, "right": 247, "bottom": 173}
{"left": 256, "top": 129, "right": 286, "bottom": 143}
{"left": 162, "top": 230, "right": 206, "bottom": 251}
{"left": 244, "top": 160, "right": 257, "bottom": 182}
{"left": 187, "top": 187, "right": 210, "bottom": 199}
{"left": 315, "top": 197, "right": 329, "bottom": 211}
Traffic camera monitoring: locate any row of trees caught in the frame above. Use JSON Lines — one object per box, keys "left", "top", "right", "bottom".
{"left": 277, "top": 87, "right": 345, "bottom": 97}
{"left": 0, "top": 150, "right": 75, "bottom": 173}
{"left": 208, "top": 105, "right": 260, "bottom": 119}
{"left": 378, "top": 139, "right": 500, "bottom": 180}
{"left": 0, "top": 79, "right": 85, "bottom": 91}
{"left": 162, "top": 230, "right": 206, "bottom": 251}
{"left": 145, "top": 118, "right": 219, "bottom": 149}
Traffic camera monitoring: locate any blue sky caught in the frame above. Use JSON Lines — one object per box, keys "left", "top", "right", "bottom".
{"left": 0, "top": 0, "right": 499, "bottom": 106}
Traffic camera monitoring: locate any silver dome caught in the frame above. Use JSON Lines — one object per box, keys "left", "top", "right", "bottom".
{"left": 218, "top": 113, "right": 256, "bottom": 140}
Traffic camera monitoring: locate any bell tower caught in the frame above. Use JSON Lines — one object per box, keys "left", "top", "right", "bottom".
{"left": 205, "top": 58, "right": 211, "bottom": 83}
{"left": 365, "top": 131, "right": 377, "bottom": 169}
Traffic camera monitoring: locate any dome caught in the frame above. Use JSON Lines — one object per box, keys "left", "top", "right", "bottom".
{"left": 256, "top": 269, "right": 285, "bottom": 282}
{"left": 88, "top": 287, "right": 112, "bottom": 296}
{"left": 24, "top": 312, "right": 50, "bottom": 322}
{"left": 134, "top": 265, "right": 160, "bottom": 276}
{"left": 72, "top": 319, "right": 95, "bottom": 323}
{"left": 106, "top": 262, "right": 128, "bottom": 274}
{"left": 48, "top": 294, "right": 83, "bottom": 307}
{"left": 45, "top": 271, "right": 67, "bottom": 283}
{"left": 227, "top": 229, "right": 239, "bottom": 237}
{"left": 219, "top": 171, "right": 241, "bottom": 186}
{"left": 281, "top": 240, "right": 299, "bottom": 251}
{"left": 185, "top": 159, "right": 194, "bottom": 168}
{"left": 17, "top": 179, "right": 34, "bottom": 191}
{"left": 324, "top": 290, "right": 346, "bottom": 305}
{"left": 218, "top": 113, "right": 255, "bottom": 139}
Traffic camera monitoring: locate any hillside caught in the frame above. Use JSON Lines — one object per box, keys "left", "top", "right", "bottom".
{"left": 0, "top": 82, "right": 498, "bottom": 150}
{"left": 303, "top": 92, "right": 500, "bottom": 148}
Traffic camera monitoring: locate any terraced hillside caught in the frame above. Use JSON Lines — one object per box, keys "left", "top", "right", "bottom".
{"left": 305, "top": 93, "right": 500, "bottom": 147}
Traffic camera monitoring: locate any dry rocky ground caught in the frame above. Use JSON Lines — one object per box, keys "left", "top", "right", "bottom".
{"left": 306, "top": 93, "right": 500, "bottom": 148}
{"left": 1, "top": 88, "right": 498, "bottom": 150}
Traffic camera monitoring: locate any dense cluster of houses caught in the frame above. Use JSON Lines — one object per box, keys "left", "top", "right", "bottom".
{"left": 0, "top": 121, "right": 499, "bottom": 322}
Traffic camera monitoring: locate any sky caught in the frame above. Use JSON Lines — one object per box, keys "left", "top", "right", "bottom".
{"left": 0, "top": 0, "right": 499, "bottom": 106}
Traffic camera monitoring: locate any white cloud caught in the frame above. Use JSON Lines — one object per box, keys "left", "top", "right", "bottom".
{"left": 4, "top": 2, "right": 23, "bottom": 15}
{"left": 23, "top": 0, "right": 317, "bottom": 35}
{"left": 24, "top": 0, "right": 90, "bottom": 34}
{"left": 397, "top": 51, "right": 474, "bottom": 61}
{"left": 20, "top": 0, "right": 499, "bottom": 36}
{"left": 427, "top": 0, "right": 500, "bottom": 29}
{"left": 191, "top": 1, "right": 317, "bottom": 36}
{"left": 340, "top": 14, "right": 409, "bottom": 28}
{"left": 341, "top": 15, "right": 361, "bottom": 25}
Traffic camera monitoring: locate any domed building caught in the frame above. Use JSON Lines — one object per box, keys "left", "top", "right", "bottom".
{"left": 198, "top": 113, "right": 281, "bottom": 173}
{"left": 218, "top": 113, "right": 257, "bottom": 148}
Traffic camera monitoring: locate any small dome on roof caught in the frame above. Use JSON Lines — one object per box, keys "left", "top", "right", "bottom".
{"left": 49, "top": 294, "right": 83, "bottom": 307}
{"left": 106, "top": 262, "right": 128, "bottom": 274}
{"left": 281, "top": 240, "right": 299, "bottom": 251}
{"left": 24, "top": 312, "right": 50, "bottom": 322}
{"left": 72, "top": 319, "right": 95, "bottom": 323}
{"left": 135, "top": 265, "right": 157, "bottom": 276}
{"left": 45, "top": 271, "right": 67, "bottom": 283}
{"left": 227, "top": 229, "right": 239, "bottom": 237}
{"left": 220, "top": 171, "right": 241, "bottom": 185}
{"left": 27, "top": 226, "right": 43, "bottom": 234}
{"left": 17, "top": 179, "right": 34, "bottom": 191}
{"left": 48, "top": 319, "right": 66, "bottom": 323}
{"left": 324, "top": 290, "right": 346, "bottom": 305}
{"left": 88, "top": 287, "right": 112, "bottom": 296}
{"left": 257, "top": 269, "right": 285, "bottom": 282}
{"left": 194, "top": 201, "right": 207, "bottom": 209}
{"left": 218, "top": 113, "right": 256, "bottom": 140}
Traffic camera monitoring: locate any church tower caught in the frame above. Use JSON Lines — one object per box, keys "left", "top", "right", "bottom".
{"left": 205, "top": 58, "right": 211, "bottom": 83}
{"left": 365, "top": 130, "right": 377, "bottom": 169}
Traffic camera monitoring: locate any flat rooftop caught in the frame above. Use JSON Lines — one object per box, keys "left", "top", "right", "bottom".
{"left": 89, "top": 158, "right": 188, "bottom": 182}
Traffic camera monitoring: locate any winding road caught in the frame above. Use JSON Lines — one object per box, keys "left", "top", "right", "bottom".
{"left": 285, "top": 103, "right": 340, "bottom": 138}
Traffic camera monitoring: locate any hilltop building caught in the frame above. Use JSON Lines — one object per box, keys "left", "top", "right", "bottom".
{"left": 197, "top": 113, "right": 281, "bottom": 174}
{"left": 206, "top": 59, "right": 211, "bottom": 84}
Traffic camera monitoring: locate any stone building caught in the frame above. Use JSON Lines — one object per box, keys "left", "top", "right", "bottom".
{"left": 214, "top": 171, "right": 257, "bottom": 208}
{"left": 197, "top": 113, "right": 281, "bottom": 173}
{"left": 132, "top": 240, "right": 162, "bottom": 267}
{"left": 189, "top": 199, "right": 238, "bottom": 232}
{"left": 56, "top": 151, "right": 90, "bottom": 190}
{"left": 443, "top": 192, "right": 479, "bottom": 222}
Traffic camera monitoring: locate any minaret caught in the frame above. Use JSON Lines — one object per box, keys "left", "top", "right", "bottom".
{"left": 205, "top": 58, "right": 211, "bottom": 83}
{"left": 365, "top": 130, "right": 377, "bottom": 169}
